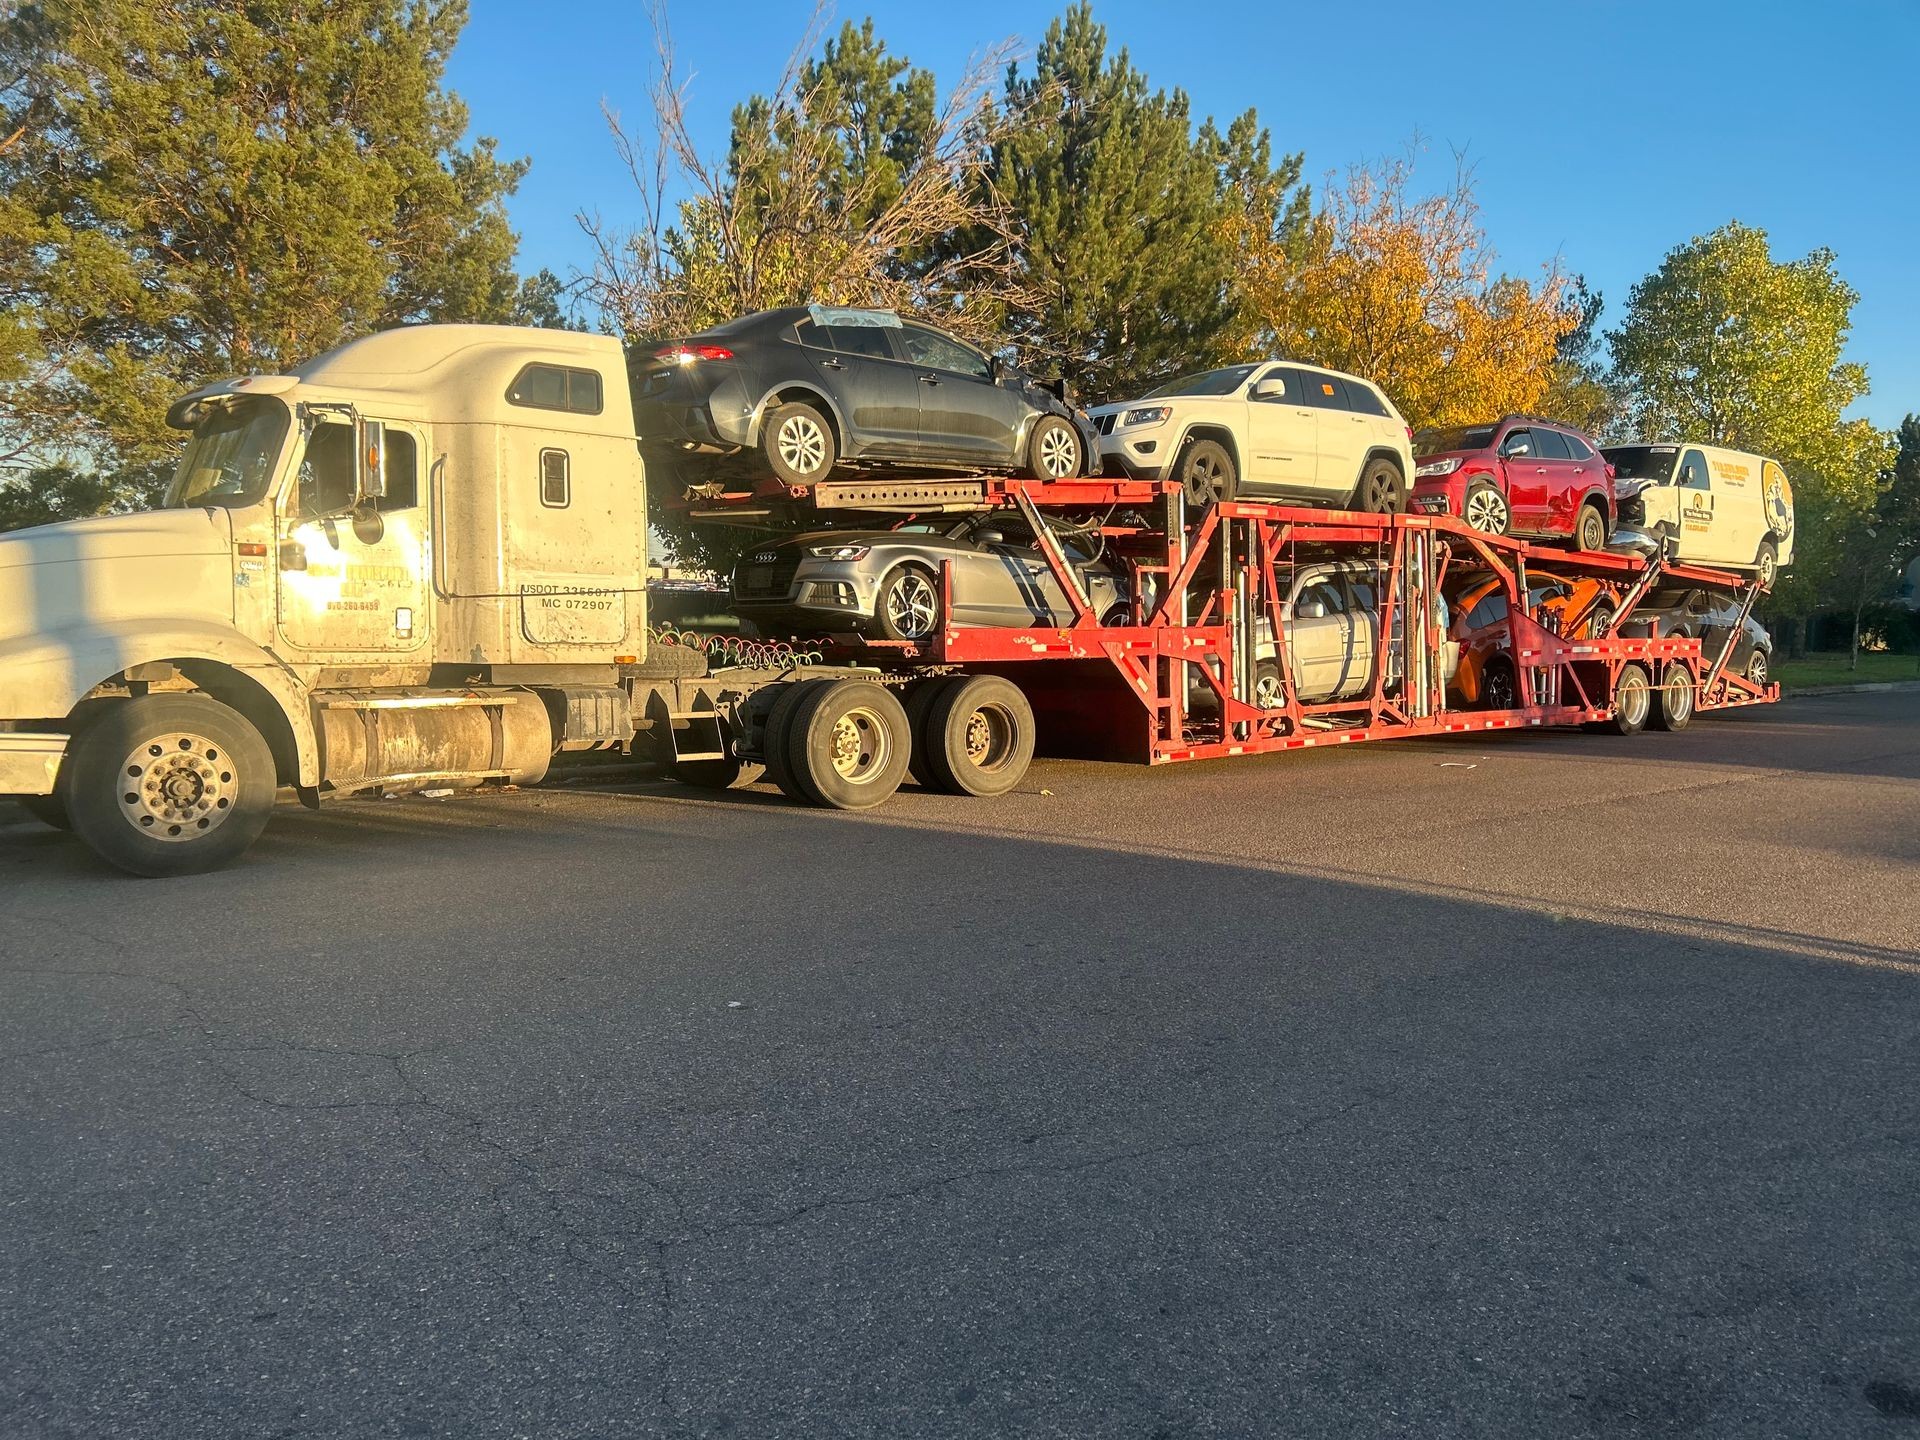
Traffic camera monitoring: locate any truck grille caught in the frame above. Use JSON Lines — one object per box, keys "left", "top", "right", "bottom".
{"left": 733, "top": 554, "right": 800, "bottom": 599}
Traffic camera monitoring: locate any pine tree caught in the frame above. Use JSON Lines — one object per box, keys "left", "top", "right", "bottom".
{"left": 981, "top": 4, "right": 1305, "bottom": 398}
{"left": 0, "top": 0, "right": 537, "bottom": 520}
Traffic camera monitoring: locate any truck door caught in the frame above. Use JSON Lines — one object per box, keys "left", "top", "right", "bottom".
{"left": 276, "top": 417, "right": 430, "bottom": 658}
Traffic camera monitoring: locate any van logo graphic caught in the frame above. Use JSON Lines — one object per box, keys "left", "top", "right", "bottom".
{"left": 1765, "top": 470, "right": 1794, "bottom": 543}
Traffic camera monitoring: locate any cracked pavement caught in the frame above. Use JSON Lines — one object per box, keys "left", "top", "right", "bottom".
{"left": 2, "top": 691, "right": 1918, "bottom": 1437}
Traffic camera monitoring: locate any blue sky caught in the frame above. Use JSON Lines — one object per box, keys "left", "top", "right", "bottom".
{"left": 447, "top": 0, "right": 1920, "bottom": 427}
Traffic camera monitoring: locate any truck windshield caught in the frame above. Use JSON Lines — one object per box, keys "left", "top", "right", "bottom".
{"left": 165, "top": 398, "right": 292, "bottom": 509}
{"left": 1147, "top": 365, "right": 1258, "bottom": 398}
{"left": 1602, "top": 445, "right": 1679, "bottom": 483}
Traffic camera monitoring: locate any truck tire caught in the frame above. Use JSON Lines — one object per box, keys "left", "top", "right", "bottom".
{"left": 921, "top": 674, "right": 1035, "bottom": 798}
{"left": 1650, "top": 662, "right": 1695, "bottom": 732}
{"left": 904, "top": 676, "right": 960, "bottom": 789}
{"left": 760, "top": 680, "right": 825, "bottom": 802}
{"left": 64, "top": 694, "right": 276, "bottom": 877}
{"left": 1755, "top": 538, "right": 1779, "bottom": 590}
{"left": 1594, "top": 662, "right": 1652, "bottom": 736}
{"left": 1025, "top": 415, "right": 1083, "bottom": 481}
{"left": 762, "top": 401, "right": 837, "bottom": 486}
{"left": 20, "top": 792, "right": 71, "bottom": 830}
{"left": 784, "top": 680, "right": 911, "bottom": 810}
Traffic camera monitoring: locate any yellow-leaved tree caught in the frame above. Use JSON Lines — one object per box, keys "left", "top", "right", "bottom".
{"left": 1240, "top": 150, "right": 1576, "bottom": 429}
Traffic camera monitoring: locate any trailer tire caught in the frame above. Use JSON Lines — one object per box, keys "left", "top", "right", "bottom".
{"left": 1598, "top": 662, "right": 1652, "bottom": 736}
{"left": 784, "top": 680, "right": 911, "bottom": 810}
{"left": 904, "top": 676, "right": 960, "bottom": 789}
{"left": 760, "top": 681, "right": 825, "bottom": 802}
{"left": 1650, "top": 662, "right": 1695, "bottom": 732}
{"left": 1754, "top": 538, "right": 1779, "bottom": 590}
{"left": 64, "top": 694, "right": 276, "bottom": 877}
{"left": 922, "top": 674, "right": 1035, "bottom": 798}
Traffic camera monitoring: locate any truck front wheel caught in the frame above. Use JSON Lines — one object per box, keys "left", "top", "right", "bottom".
{"left": 65, "top": 694, "right": 276, "bottom": 877}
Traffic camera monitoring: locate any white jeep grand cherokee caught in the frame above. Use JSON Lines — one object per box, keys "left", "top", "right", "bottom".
{"left": 1089, "top": 361, "right": 1414, "bottom": 513}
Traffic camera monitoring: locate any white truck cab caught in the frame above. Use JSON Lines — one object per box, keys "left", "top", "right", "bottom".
{"left": 0, "top": 325, "right": 655, "bottom": 874}
{"left": 1601, "top": 442, "right": 1794, "bottom": 588}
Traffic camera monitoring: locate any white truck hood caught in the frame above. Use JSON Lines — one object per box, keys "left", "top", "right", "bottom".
{"left": 0, "top": 508, "right": 235, "bottom": 646}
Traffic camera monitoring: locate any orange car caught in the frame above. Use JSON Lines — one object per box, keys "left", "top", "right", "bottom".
{"left": 1449, "top": 574, "right": 1613, "bottom": 708}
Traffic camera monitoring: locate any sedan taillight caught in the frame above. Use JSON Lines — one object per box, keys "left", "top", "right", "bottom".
{"left": 654, "top": 344, "right": 735, "bottom": 364}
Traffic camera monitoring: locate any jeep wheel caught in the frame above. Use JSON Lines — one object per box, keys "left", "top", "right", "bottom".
{"left": 1178, "top": 440, "right": 1236, "bottom": 508}
{"left": 1353, "top": 458, "right": 1405, "bottom": 514}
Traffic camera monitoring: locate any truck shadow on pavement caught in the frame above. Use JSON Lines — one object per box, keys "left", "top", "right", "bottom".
{"left": 2, "top": 772, "right": 1918, "bottom": 1438}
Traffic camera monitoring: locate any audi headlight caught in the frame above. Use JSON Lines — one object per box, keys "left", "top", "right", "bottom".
{"left": 1414, "top": 457, "right": 1463, "bottom": 478}
{"left": 1121, "top": 405, "right": 1172, "bottom": 428}
{"left": 806, "top": 543, "right": 870, "bottom": 561}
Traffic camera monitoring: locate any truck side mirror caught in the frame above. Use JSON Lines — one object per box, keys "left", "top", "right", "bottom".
{"left": 1296, "top": 600, "right": 1327, "bottom": 620}
{"left": 355, "top": 418, "right": 387, "bottom": 504}
{"left": 1252, "top": 378, "right": 1286, "bottom": 401}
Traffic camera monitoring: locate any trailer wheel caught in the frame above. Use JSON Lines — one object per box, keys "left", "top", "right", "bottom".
{"left": 783, "top": 680, "right": 911, "bottom": 809}
{"left": 922, "top": 675, "right": 1035, "bottom": 798}
{"left": 904, "top": 677, "right": 960, "bottom": 789}
{"left": 1597, "top": 662, "right": 1652, "bottom": 736}
{"left": 64, "top": 694, "right": 276, "bottom": 877}
{"left": 760, "top": 680, "right": 826, "bottom": 802}
{"left": 1650, "top": 663, "right": 1695, "bottom": 732}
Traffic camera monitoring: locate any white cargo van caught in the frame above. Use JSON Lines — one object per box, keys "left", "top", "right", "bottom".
{"left": 1601, "top": 443, "right": 1794, "bottom": 588}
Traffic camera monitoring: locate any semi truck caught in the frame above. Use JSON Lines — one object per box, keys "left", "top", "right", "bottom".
{"left": 0, "top": 325, "right": 1777, "bottom": 877}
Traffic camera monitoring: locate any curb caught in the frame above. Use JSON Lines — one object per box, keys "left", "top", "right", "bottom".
{"left": 1783, "top": 680, "right": 1920, "bottom": 697}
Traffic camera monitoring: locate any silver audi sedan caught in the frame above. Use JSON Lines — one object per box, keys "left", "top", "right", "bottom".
{"left": 731, "top": 512, "right": 1131, "bottom": 641}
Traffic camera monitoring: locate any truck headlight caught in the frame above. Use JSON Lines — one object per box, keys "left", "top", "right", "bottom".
{"left": 1415, "top": 457, "right": 1462, "bottom": 478}
{"left": 1121, "top": 406, "right": 1171, "bottom": 429}
{"left": 806, "top": 543, "right": 870, "bottom": 561}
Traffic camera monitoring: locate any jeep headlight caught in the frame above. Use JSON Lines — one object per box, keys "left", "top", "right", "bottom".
{"left": 1415, "top": 457, "right": 1463, "bottom": 478}
{"left": 1121, "top": 405, "right": 1172, "bottom": 429}
{"left": 806, "top": 543, "right": 870, "bottom": 561}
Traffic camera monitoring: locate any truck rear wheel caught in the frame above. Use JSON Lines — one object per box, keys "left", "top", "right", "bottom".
{"left": 1650, "top": 662, "right": 1695, "bottom": 732}
{"left": 921, "top": 675, "right": 1035, "bottom": 798}
{"left": 784, "top": 680, "right": 911, "bottom": 809}
{"left": 65, "top": 694, "right": 276, "bottom": 877}
{"left": 759, "top": 680, "right": 825, "bottom": 802}
{"left": 904, "top": 676, "right": 960, "bottom": 789}
{"left": 1595, "top": 662, "right": 1652, "bottom": 737}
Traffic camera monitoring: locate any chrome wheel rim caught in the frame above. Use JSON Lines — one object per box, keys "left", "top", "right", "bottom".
{"left": 1465, "top": 489, "right": 1507, "bottom": 533}
{"left": 885, "top": 572, "right": 938, "bottom": 638}
{"left": 1039, "top": 425, "right": 1078, "bottom": 479}
{"left": 962, "top": 704, "right": 1016, "bottom": 772}
{"left": 1618, "top": 672, "right": 1650, "bottom": 728}
{"left": 1663, "top": 666, "right": 1693, "bottom": 722}
{"left": 777, "top": 415, "right": 828, "bottom": 476}
{"left": 118, "top": 731, "right": 238, "bottom": 841}
{"left": 1254, "top": 671, "right": 1283, "bottom": 709}
{"left": 1758, "top": 553, "right": 1776, "bottom": 588}
{"left": 828, "top": 707, "right": 891, "bottom": 783}
{"left": 1748, "top": 654, "right": 1768, "bottom": 685}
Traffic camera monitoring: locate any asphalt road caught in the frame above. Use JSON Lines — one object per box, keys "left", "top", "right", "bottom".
{"left": 3, "top": 691, "right": 1918, "bottom": 1439}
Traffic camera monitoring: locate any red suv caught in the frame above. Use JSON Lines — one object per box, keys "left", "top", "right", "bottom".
{"left": 1409, "top": 417, "right": 1616, "bottom": 549}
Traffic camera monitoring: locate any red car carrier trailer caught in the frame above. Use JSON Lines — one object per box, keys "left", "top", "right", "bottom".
{"left": 643, "top": 476, "right": 1778, "bottom": 807}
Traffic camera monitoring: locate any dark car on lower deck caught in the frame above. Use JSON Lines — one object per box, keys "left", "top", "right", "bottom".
{"left": 633, "top": 306, "right": 1098, "bottom": 490}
